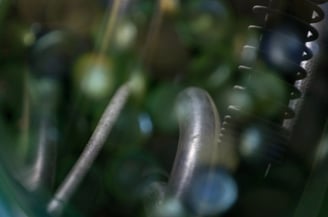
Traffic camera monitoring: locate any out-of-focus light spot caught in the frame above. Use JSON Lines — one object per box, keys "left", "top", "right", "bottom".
{"left": 143, "top": 181, "right": 167, "bottom": 209}
{"left": 74, "top": 53, "right": 114, "bottom": 99}
{"left": 245, "top": 71, "right": 287, "bottom": 117}
{"left": 149, "top": 197, "right": 186, "bottom": 217}
{"left": 241, "top": 48, "right": 257, "bottom": 66}
{"left": 114, "top": 20, "right": 137, "bottom": 50}
{"left": 206, "top": 65, "right": 232, "bottom": 88}
{"left": 240, "top": 127, "right": 261, "bottom": 158}
{"left": 261, "top": 26, "right": 303, "bottom": 73}
{"left": 34, "top": 78, "right": 59, "bottom": 96}
{"left": 129, "top": 69, "right": 147, "bottom": 101}
{"left": 199, "top": 0, "right": 228, "bottom": 18}
{"left": 138, "top": 113, "right": 153, "bottom": 136}
{"left": 141, "top": 168, "right": 168, "bottom": 201}
{"left": 187, "top": 167, "right": 238, "bottom": 216}
{"left": 241, "top": 39, "right": 258, "bottom": 66}
{"left": 225, "top": 87, "right": 254, "bottom": 112}
{"left": 33, "top": 31, "right": 66, "bottom": 54}
{"left": 174, "top": 93, "right": 193, "bottom": 123}
{"left": 190, "top": 0, "right": 229, "bottom": 32}
{"left": 190, "top": 14, "right": 213, "bottom": 35}
{"left": 22, "top": 31, "right": 35, "bottom": 46}
{"left": 239, "top": 123, "right": 285, "bottom": 165}
{"left": 160, "top": 0, "right": 179, "bottom": 15}
{"left": 81, "top": 66, "right": 109, "bottom": 95}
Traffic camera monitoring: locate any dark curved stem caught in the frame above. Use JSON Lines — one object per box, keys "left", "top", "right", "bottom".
{"left": 17, "top": 76, "right": 58, "bottom": 197}
{"left": 22, "top": 115, "right": 57, "bottom": 195}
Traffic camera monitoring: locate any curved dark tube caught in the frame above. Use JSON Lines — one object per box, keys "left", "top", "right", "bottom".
{"left": 168, "top": 87, "right": 221, "bottom": 199}
{"left": 16, "top": 78, "right": 58, "bottom": 197}
{"left": 22, "top": 115, "right": 57, "bottom": 195}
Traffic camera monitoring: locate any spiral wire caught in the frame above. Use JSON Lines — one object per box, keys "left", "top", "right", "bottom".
{"left": 219, "top": 0, "right": 328, "bottom": 168}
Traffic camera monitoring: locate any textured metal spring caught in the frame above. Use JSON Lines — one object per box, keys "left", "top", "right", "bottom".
{"left": 219, "top": 0, "right": 328, "bottom": 169}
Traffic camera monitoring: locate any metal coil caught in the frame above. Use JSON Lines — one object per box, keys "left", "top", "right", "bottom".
{"left": 219, "top": 0, "right": 328, "bottom": 169}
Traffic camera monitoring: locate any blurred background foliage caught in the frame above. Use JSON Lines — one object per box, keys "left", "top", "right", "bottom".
{"left": 0, "top": 0, "right": 247, "bottom": 216}
{"left": 1, "top": 0, "right": 327, "bottom": 217}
